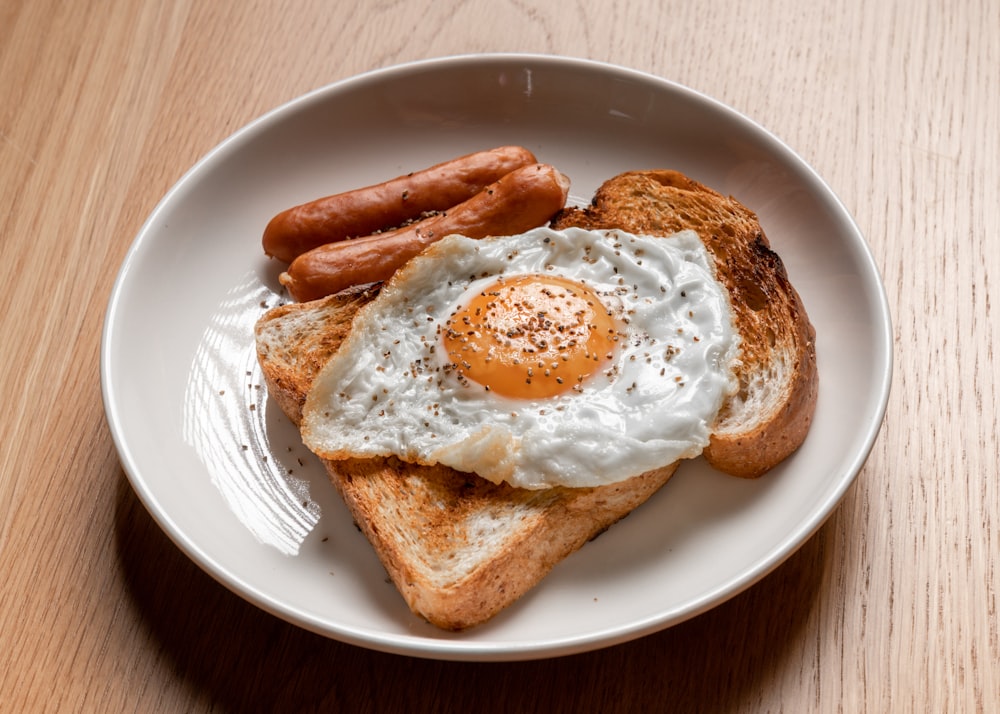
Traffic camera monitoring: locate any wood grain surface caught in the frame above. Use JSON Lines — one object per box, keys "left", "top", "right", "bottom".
{"left": 1, "top": 0, "right": 997, "bottom": 711}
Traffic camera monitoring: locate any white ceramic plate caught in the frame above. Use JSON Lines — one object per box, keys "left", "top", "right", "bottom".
{"left": 101, "top": 54, "right": 891, "bottom": 661}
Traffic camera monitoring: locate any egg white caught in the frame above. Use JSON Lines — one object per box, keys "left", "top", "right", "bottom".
{"left": 300, "top": 226, "right": 739, "bottom": 489}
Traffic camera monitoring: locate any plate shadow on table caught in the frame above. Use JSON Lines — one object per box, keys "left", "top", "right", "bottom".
{"left": 114, "top": 467, "right": 843, "bottom": 713}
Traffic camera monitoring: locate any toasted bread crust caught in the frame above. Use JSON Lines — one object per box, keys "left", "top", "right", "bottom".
{"left": 255, "top": 283, "right": 381, "bottom": 424}
{"left": 552, "top": 170, "right": 817, "bottom": 477}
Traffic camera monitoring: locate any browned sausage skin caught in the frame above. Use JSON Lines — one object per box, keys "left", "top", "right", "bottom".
{"left": 263, "top": 146, "right": 538, "bottom": 263}
{"left": 279, "top": 163, "right": 570, "bottom": 302}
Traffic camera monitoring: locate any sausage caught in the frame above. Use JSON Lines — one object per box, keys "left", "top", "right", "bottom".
{"left": 262, "top": 145, "right": 538, "bottom": 263}
{"left": 279, "top": 163, "right": 570, "bottom": 302}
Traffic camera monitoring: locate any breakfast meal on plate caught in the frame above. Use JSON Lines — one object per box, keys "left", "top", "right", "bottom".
{"left": 254, "top": 148, "right": 817, "bottom": 630}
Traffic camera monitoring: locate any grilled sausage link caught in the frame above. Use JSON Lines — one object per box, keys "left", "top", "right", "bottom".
{"left": 279, "top": 163, "right": 570, "bottom": 302}
{"left": 263, "top": 146, "right": 538, "bottom": 263}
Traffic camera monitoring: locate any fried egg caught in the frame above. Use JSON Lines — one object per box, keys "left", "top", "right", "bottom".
{"left": 300, "top": 226, "right": 739, "bottom": 489}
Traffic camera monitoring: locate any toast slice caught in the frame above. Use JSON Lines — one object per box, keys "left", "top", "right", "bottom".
{"left": 552, "top": 170, "right": 818, "bottom": 478}
{"left": 254, "top": 170, "right": 817, "bottom": 629}
{"left": 256, "top": 287, "right": 677, "bottom": 631}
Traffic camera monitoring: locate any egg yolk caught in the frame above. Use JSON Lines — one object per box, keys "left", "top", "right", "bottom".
{"left": 442, "top": 274, "right": 621, "bottom": 399}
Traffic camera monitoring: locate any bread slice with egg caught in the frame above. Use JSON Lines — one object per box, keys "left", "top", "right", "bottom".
{"left": 256, "top": 285, "right": 678, "bottom": 630}
{"left": 553, "top": 170, "right": 817, "bottom": 478}
{"left": 254, "top": 169, "right": 817, "bottom": 630}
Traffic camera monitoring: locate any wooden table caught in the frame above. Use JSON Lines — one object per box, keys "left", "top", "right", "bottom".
{"left": 2, "top": 0, "right": 996, "bottom": 710}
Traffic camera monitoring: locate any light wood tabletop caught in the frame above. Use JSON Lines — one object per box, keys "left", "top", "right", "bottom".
{"left": 2, "top": 0, "right": 997, "bottom": 711}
